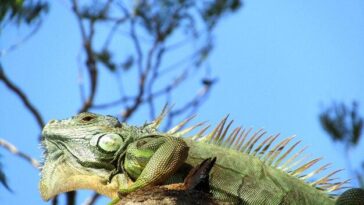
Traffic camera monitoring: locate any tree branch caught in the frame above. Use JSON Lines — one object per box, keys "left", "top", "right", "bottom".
{"left": 130, "top": 18, "right": 144, "bottom": 75}
{"left": 0, "top": 64, "right": 44, "bottom": 129}
{"left": 0, "top": 139, "right": 40, "bottom": 169}
{"left": 102, "top": 16, "right": 129, "bottom": 50}
{"left": 81, "top": 193, "right": 100, "bottom": 205}
{"left": 0, "top": 21, "right": 43, "bottom": 57}
{"left": 122, "top": 41, "right": 159, "bottom": 121}
{"left": 71, "top": 0, "right": 98, "bottom": 113}
{"left": 92, "top": 96, "right": 135, "bottom": 109}
{"left": 165, "top": 84, "right": 213, "bottom": 129}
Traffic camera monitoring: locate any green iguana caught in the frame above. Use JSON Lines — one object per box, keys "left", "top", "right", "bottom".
{"left": 39, "top": 108, "right": 364, "bottom": 204}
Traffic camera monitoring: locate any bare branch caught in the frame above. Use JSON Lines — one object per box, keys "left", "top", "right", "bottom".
{"left": 77, "top": 49, "right": 86, "bottom": 103}
{"left": 165, "top": 84, "right": 213, "bottom": 129}
{"left": 163, "top": 29, "right": 207, "bottom": 52}
{"left": 158, "top": 49, "right": 202, "bottom": 77}
{"left": 71, "top": 0, "right": 87, "bottom": 40}
{"left": 148, "top": 69, "right": 188, "bottom": 100}
{"left": 82, "top": 193, "right": 100, "bottom": 205}
{"left": 92, "top": 96, "right": 135, "bottom": 109}
{"left": 122, "top": 41, "right": 159, "bottom": 121}
{"left": 0, "top": 139, "right": 41, "bottom": 169}
{"left": 78, "top": 33, "right": 98, "bottom": 113}
{"left": 52, "top": 196, "right": 58, "bottom": 205}
{"left": 102, "top": 16, "right": 129, "bottom": 49}
{"left": 0, "top": 65, "right": 44, "bottom": 129}
{"left": 145, "top": 46, "right": 164, "bottom": 120}
{"left": 71, "top": 0, "right": 99, "bottom": 113}
{"left": 101, "top": 0, "right": 114, "bottom": 14}
{"left": 66, "top": 191, "right": 76, "bottom": 205}
{"left": 173, "top": 85, "right": 211, "bottom": 116}
{"left": 117, "top": 28, "right": 153, "bottom": 43}
{"left": 0, "top": 21, "right": 43, "bottom": 57}
{"left": 130, "top": 18, "right": 144, "bottom": 74}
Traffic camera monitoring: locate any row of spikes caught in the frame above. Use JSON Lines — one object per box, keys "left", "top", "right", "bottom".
{"left": 148, "top": 106, "right": 350, "bottom": 194}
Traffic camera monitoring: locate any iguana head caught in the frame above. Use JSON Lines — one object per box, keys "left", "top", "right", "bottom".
{"left": 40, "top": 112, "right": 135, "bottom": 200}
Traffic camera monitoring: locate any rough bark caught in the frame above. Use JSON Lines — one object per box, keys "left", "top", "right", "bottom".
{"left": 116, "top": 184, "right": 224, "bottom": 205}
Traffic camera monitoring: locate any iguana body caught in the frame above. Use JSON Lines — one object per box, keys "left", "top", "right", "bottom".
{"left": 39, "top": 110, "right": 361, "bottom": 204}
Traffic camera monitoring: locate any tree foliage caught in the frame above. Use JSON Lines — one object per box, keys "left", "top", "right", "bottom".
{"left": 0, "top": 0, "right": 48, "bottom": 26}
{"left": 319, "top": 101, "right": 364, "bottom": 188}
{"left": 320, "top": 102, "right": 363, "bottom": 147}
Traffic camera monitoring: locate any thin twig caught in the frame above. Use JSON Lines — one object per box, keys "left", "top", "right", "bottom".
{"left": 77, "top": 47, "right": 86, "bottom": 103}
{"left": 122, "top": 41, "right": 159, "bottom": 121}
{"left": 0, "top": 65, "right": 44, "bottom": 129}
{"left": 148, "top": 69, "right": 188, "bottom": 100}
{"left": 100, "top": 0, "right": 114, "bottom": 14}
{"left": 165, "top": 84, "right": 213, "bottom": 129}
{"left": 71, "top": 0, "right": 86, "bottom": 40}
{"left": 158, "top": 49, "right": 202, "bottom": 76}
{"left": 146, "top": 46, "right": 165, "bottom": 120}
{"left": 173, "top": 85, "right": 211, "bottom": 116}
{"left": 130, "top": 18, "right": 144, "bottom": 75}
{"left": 0, "top": 139, "right": 41, "bottom": 169}
{"left": 78, "top": 34, "right": 98, "bottom": 113}
{"left": 71, "top": 0, "right": 99, "bottom": 113}
{"left": 92, "top": 96, "right": 134, "bottom": 109}
{"left": 0, "top": 21, "right": 43, "bottom": 57}
{"left": 82, "top": 193, "right": 100, "bottom": 205}
{"left": 102, "top": 16, "right": 129, "bottom": 49}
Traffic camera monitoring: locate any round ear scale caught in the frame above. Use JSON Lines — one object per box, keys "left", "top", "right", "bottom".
{"left": 98, "top": 133, "right": 123, "bottom": 152}
{"left": 336, "top": 188, "right": 364, "bottom": 205}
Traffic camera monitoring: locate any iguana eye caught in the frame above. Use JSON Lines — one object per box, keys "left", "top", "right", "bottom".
{"left": 97, "top": 133, "right": 123, "bottom": 152}
{"left": 82, "top": 116, "right": 95, "bottom": 122}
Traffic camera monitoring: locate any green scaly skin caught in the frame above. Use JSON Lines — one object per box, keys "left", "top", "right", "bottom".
{"left": 39, "top": 112, "right": 363, "bottom": 204}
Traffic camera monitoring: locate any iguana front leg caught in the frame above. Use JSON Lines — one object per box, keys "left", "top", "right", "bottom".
{"left": 119, "top": 135, "right": 189, "bottom": 194}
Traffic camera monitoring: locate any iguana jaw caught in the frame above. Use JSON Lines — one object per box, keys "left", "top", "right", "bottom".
{"left": 39, "top": 144, "right": 121, "bottom": 200}
{"left": 39, "top": 132, "right": 121, "bottom": 201}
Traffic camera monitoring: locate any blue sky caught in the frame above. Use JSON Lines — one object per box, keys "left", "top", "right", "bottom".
{"left": 1, "top": 1, "right": 364, "bottom": 204}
